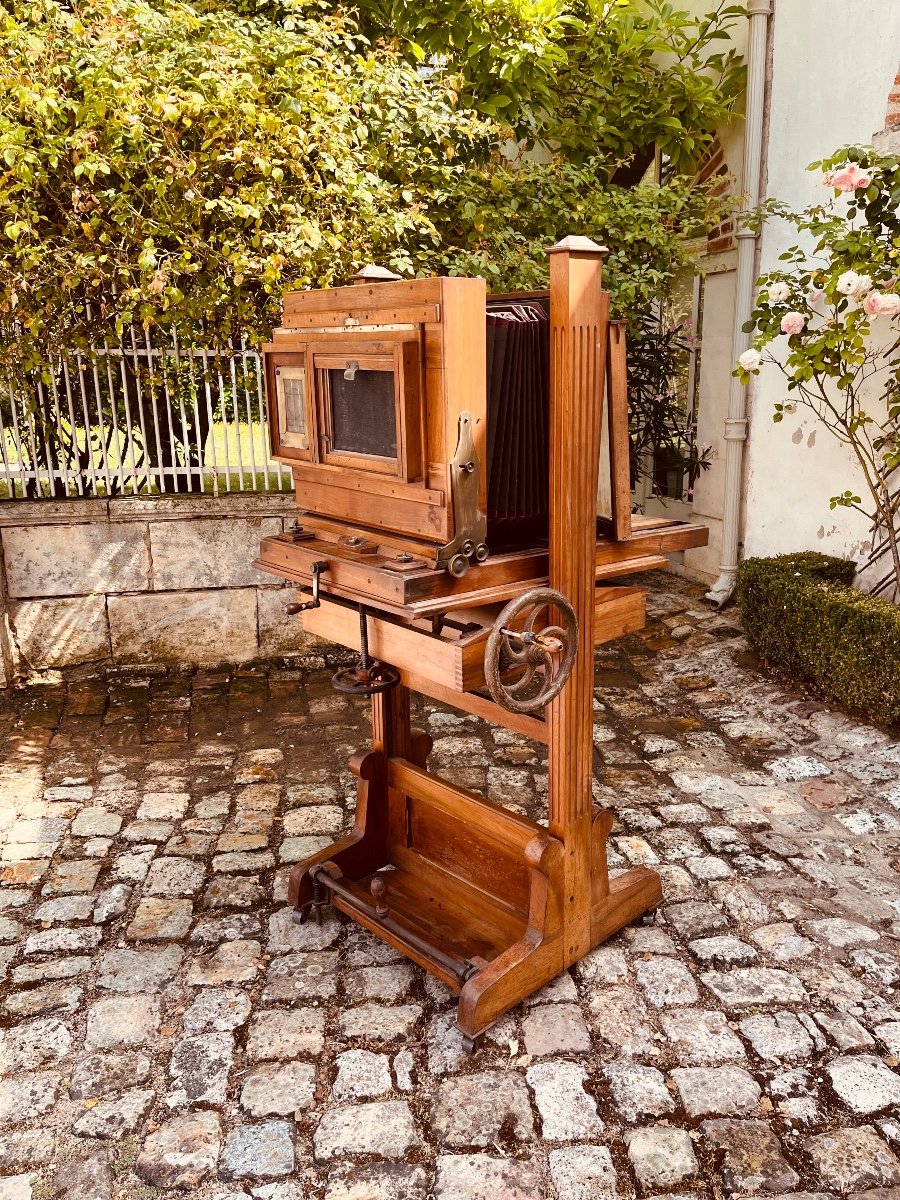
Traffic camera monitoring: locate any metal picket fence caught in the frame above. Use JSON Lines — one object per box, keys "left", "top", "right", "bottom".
{"left": 0, "top": 328, "right": 292, "bottom": 498}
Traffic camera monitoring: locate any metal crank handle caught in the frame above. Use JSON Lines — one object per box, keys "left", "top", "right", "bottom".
{"left": 286, "top": 560, "right": 329, "bottom": 614}
{"left": 499, "top": 627, "right": 561, "bottom": 650}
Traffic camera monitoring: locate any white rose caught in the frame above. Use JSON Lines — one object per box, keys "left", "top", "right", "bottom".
{"left": 738, "top": 348, "right": 762, "bottom": 372}
{"left": 836, "top": 269, "right": 861, "bottom": 295}
{"left": 767, "top": 282, "right": 790, "bottom": 304}
{"left": 852, "top": 273, "right": 873, "bottom": 297}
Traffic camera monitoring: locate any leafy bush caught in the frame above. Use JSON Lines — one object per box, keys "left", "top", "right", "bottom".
{"left": 736, "top": 552, "right": 900, "bottom": 727}
{"left": 0, "top": 0, "right": 736, "bottom": 495}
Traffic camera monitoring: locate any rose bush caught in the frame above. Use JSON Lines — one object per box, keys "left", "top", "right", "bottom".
{"left": 736, "top": 147, "right": 900, "bottom": 599}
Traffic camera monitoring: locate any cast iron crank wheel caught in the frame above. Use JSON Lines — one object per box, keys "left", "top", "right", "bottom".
{"left": 485, "top": 587, "right": 578, "bottom": 714}
{"left": 331, "top": 604, "right": 401, "bottom": 697}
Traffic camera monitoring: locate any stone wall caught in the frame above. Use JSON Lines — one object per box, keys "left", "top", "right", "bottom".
{"left": 0, "top": 494, "right": 315, "bottom": 680}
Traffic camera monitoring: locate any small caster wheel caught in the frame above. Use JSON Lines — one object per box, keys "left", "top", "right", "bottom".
{"left": 447, "top": 553, "right": 468, "bottom": 578}
{"left": 461, "top": 539, "right": 475, "bottom": 557}
{"left": 474, "top": 542, "right": 489, "bottom": 563}
{"left": 460, "top": 1032, "right": 483, "bottom": 1054}
{"left": 641, "top": 908, "right": 658, "bottom": 927}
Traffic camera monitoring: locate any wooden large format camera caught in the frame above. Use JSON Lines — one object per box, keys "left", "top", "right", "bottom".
{"left": 255, "top": 238, "right": 707, "bottom": 1046}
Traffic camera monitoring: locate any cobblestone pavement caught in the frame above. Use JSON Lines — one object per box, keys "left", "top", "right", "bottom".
{"left": 1, "top": 573, "right": 900, "bottom": 1200}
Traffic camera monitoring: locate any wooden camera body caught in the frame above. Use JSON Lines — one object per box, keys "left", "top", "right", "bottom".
{"left": 255, "top": 239, "right": 708, "bottom": 1045}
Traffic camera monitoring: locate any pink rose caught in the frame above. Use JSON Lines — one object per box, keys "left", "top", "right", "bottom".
{"left": 825, "top": 163, "right": 872, "bottom": 192}
{"left": 780, "top": 312, "right": 806, "bottom": 335}
{"left": 863, "top": 292, "right": 900, "bottom": 317}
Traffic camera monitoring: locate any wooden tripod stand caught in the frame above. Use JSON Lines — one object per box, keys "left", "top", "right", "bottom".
{"left": 285, "top": 238, "right": 663, "bottom": 1043}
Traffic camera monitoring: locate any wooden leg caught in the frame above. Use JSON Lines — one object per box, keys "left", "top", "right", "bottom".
{"left": 590, "top": 867, "right": 662, "bottom": 945}
{"left": 288, "top": 749, "right": 389, "bottom": 909}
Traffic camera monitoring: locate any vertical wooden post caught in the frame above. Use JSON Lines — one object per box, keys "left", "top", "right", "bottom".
{"left": 371, "top": 685, "right": 411, "bottom": 760}
{"left": 547, "top": 236, "right": 609, "bottom": 967}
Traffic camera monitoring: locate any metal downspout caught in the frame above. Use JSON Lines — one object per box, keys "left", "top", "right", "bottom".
{"left": 705, "top": 0, "right": 773, "bottom": 607}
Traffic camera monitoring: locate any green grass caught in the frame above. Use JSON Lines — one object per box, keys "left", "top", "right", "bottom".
{"left": 0, "top": 421, "right": 292, "bottom": 498}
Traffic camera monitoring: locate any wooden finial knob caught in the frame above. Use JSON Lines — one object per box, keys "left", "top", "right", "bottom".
{"left": 370, "top": 876, "right": 389, "bottom": 917}
{"left": 350, "top": 264, "right": 402, "bottom": 285}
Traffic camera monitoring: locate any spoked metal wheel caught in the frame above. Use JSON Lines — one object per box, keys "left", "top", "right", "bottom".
{"left": 484, "top": 588, "right": 578, "bottom": 714}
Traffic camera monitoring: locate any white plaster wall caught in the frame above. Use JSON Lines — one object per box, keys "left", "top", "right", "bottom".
{"left": 743, "top": 0, "right": 899, "bottom": 571}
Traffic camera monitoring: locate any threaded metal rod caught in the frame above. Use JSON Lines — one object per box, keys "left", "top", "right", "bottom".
{"left": 358, "top": 606, "right": 370, "bottom": 671}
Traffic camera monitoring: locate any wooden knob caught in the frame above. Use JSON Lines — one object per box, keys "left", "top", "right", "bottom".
{"left": 370, "top": 876, "right": 389, "bottom": 917}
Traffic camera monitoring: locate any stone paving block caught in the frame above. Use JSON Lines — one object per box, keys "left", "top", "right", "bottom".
{"left": 701, "top": 967, "right": 807, "bottom": 1009}
{"left": 603, "top": 1062, "right": 674, "bottom": 1123}
{"left": 587, "top": 986, "right": 656, "bottom": 1057}
{"left": 24, "top": 926, "right": 102, "bottom": 955}
{"left": 739, "top": 1012, "right": 816, "bottom": 1062}
{"left": 314, "top": 1100, "right": 420, "bottom": 1160}
{"left": 805, "top": 1126, "right": 900, "bottom": 1193}
{"left": 849, "top": 948, "right": 900, "bottom": 986}
{"left": 0, "top": 1130, "right": 55, "bottom": 1173}
{"left": 527, "top": 1060, "right": 603, "bottom": 1141}
{"left": 324, "top": 1164, "right": 431, "bottom": 1200}
{"left": 624, "top": 1126, "right": 698, "bottom": 1192}
{"left": 126, "top": 896, "right": 193, "bottom": 940}
{"left": 0, "top": 1071, "right": 60, "bottom": 1124}
{"left": 42, "top": 858, "right": 101, "bottom": 894}
{"left": 241, "top": 1061, "right": 316, "bottom": 1116}
{"left": 574, "top": 945, "right": 629, "bottom": 985}
{"left": 262, "top": 951, "right": 339, "bottom": 1003}
{"left": 661, "top": 1008, "right": 747, "bottom": 1064}
{"left": 339, "top": 1002, "right": 422, "bottom": 1043}
{"left": 548, "top": 1146, "right": 618, "bottom": 1200}
{"left": 432, "top": 1072, "right": 535, "bottom": 1148}
{"left": 187, "top": 938, "right": 262, "bottom": 985}
{"left": 144, "top": 855, "right": 206, "bottom": 896}
{"left": 71, "top": 1085, "right": 154, "bottom": 1138}
{"left": 246, "top": 1008, "right": 325, "bottom": 1059}
{"left": 135, "top": 1111, "right": 222, "bottom": 1189}
{"left": 813, "top": 1011, "right": 874, "bottom": 1051}
{"left": 344, "top": 963, "right": 414, "bottom": 1002}
{"left": 803, "top": 918, "right": 881, "bottom": 949}
{"left": 5, "top": 981, "right": 82, "bottom": 1018}
{"left": 671, "top": 1065, "right": 762, "bottom": 1117}
{"left": 702, "top": 1119, "right": 800, "bottom": 1193}
{"left": 434, "top": 1154, "right": 542, "bottom": 1200}
{"left": 750, "top": 922, "right": 815, "bottom": 961}
{"left": 332, "top": 1049, "right": 393, "bottom": 1100}
{"left": 108, "top": 589, "right": 259, "bottom": 666}
{"left": 0, "top": 1177, "right": 35, "bottom": 1200}
{"left": 664, "top": 900, "right": 729, "bottom": 939}
{"left": 634, "top": 955, "right": 699, "bottom": 1007}
{"left": 71, "top": 807, "right": 122, "bottom": 837}
{"left": 183, "top": 987, "right": 252, "bottom": 1033}
{"left": 688, "top": 935, "right": 757, "bottom": 966}
{"left": 825, "top": 1056, "right": 900, "bottom": 1115}
{"left": 53, "top": 1151, "right": 114, "bottom": 1200}
{"left": 875, "top": 1022, "right": 900, "bottom": 1057}
{"left": 85, "top": 995, "right": 160, "bottom": 1048}
{"left": 97, "top": 945, "right": 183, "bottom": 993}
{"left": 220, "top": 1120, "right": 295, "bottom": 1180}
{"left": 69, "top": 1051, "right": 152, "bottom": 1099}
{"left": 522, "top": 1002, "right": 592, "bottom": 1056}
{"left": 168, "top": 1031, "right": 234, "bottom": 1106}
{"left": 0, "top": 1017, "right": 72, "bottom": 1072}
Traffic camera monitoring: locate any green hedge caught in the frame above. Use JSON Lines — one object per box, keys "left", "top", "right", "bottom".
{"left": 736, "top": 552, "right": 900, "bottom": 728}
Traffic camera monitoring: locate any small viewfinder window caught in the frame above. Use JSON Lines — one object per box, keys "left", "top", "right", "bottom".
{"left": 275, "top": 366, "right": 309, "bottom": 450}
{"left": 328, "top": 368, "right": 397, "bottom": 459}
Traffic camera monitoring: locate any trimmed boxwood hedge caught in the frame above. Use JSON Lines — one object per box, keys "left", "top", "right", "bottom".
{"left": 736, "top": 552, "right": 900, "bottom": 728}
